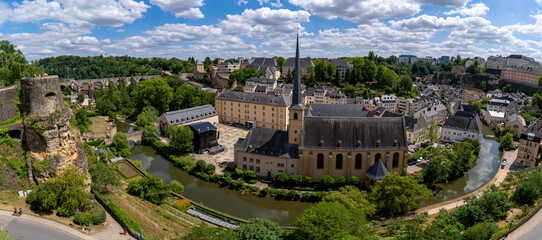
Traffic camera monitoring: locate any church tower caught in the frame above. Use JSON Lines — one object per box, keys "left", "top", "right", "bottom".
{"left": 288, "top": 33, "right": 304, "bottom": 145}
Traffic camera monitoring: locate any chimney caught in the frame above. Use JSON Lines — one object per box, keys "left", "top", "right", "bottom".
{"left": 238, "top": 57, "right": 244, "bottom": 64}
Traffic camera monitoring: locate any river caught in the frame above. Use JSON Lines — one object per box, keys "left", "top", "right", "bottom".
{"left": 119, "top": 121, "right": 501, "bottom": 225}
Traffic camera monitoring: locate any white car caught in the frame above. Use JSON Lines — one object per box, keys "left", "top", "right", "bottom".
{"left": 417, "top": 157, "right": 423, "bottom": 163}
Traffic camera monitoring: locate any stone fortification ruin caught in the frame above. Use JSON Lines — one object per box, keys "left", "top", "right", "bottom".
{"left": 0, "top": 86, "right": 18, "bottom": 123}
{"left": 20, "top": 75, "right": 88, "bottom": 183}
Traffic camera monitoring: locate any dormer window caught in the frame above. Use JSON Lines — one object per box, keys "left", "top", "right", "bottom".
{"left": 376, "top": 140, "right": 381, "bottom": 147}
{"left": 319, "top": 140, "right": 324, "bottom": 146}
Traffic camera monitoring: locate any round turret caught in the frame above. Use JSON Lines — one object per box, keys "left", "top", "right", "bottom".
{"left": 20, "top": 75, "right": 63, "bottom": 117}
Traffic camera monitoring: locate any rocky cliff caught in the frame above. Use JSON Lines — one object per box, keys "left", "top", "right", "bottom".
{"left": 20, "top": 76, "right": 88, "bottom": 183}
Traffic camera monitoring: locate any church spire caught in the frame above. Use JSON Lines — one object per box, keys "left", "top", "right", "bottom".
{"left": 292, "top": 32, "right": 302, "bottom": 106}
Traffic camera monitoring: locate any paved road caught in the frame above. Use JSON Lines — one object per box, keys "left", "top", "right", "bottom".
{"left": 0, "top": 215, "right": 84, "bottom": 240}
{"left": 507, "top": 207, "right": 542, "bottom": 240}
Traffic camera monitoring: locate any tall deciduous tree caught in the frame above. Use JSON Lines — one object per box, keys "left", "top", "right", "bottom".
{"left": 90, "top": 162, "right": 119, "bottom": 193}
{"left": 322, "top": 186, "right": 376, "bottom": 216}
{"left": 423, "top": 120, "right": 440, "bottom": 144}
{"left": 134, "top": 77, "right": 173, "bottom": 113}
{"left": 372, "top": 173, "right": 433, "bottom": 215}
{"left": 0, "top": 40, "right": 27, "bottom": 86}
{"left": 167, "top": 125, "right": 194, "bottom": 153}
{"left": 234, "top": 218, "right": 283, "bottom": 240}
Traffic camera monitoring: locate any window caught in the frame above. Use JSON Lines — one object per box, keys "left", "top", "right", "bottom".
{"left": 317, "top": 153, "right": 324, "bottom": 169}
{"left": 393, "top": 153, "right": 399, "bottom": 168}
{"left": 249, "top": 166, "right": 254, "bottom": 171}
{"left": 250, "top": 158, "right": 254, "bottom": 163}
{"left": 243, "top": 164, "right": 247, "bottom": 170}
{"left": 294, "top": 112, "right": 298, "bottom": 120}
{"left": 277, "top": 163, "right": 284, "bottom": 168}
{"left": 375, "top": 153, "right": 382, "bottom": 162}
{"left": 336, "top": 154, "right": 343, "bottom": 169}
{"left": 355, "top": 154, "right": 362, "bottom": 169}
{"left": 256, "top": 167, "right": 260, "bottom": 173}
{"left": 256, "top": 159, "right": 260, "bottom": 164}
{"left": 243, "top": 157, "right": 247, "bottom": 162}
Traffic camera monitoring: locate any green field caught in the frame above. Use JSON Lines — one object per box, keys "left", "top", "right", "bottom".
{"left": 89, "top": 116, "right": 109, "bottom": 132}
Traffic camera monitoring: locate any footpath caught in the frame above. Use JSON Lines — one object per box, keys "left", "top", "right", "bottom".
{"left": 0, "top": 209, "right": 134, "bottom": 240}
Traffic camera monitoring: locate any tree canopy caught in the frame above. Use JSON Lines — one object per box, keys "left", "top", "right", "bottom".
{"left": 372, "top": 173, "right": 433, "bottom": 215}
{"left": 168, "top": 125, "right": 194, "bottom": 153}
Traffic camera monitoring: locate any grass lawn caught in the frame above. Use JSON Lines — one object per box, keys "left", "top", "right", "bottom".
{"left": 89, "top": 116, "right": 110, "bottom": 132}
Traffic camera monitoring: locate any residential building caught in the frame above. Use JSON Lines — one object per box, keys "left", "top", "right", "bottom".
{"left": 158, "top": 105, "right": 219, "bottom": 135}
{"left": 414, "top": 103, "right": 447, "bottom": 125}
{"left": 440, "top": 111, "right": 481, "bottom": 142}
{"left": 501, "top": 67, "right": 542, "bottom": 89}
{"left": 517, "top": 119, "right": 542, "bottom": 167}
{"left": 379, "top": 94, "right": 397, "bottom": 112}
{"left": 405, "top": 116, "right": 427, "bottom": 145}
{"left": 487, "top": 98, "right": 512, "bottom": 113}
{"left": 506, "top": 113, "right": 527, "bottom": 139}
{"left": 217, "top": 61, "right": 241, "bottom": 73}
{"left": 325, "top": 91, "right": 347, "bottom": 105}
{"left": 282, "top": 57, "right": 315, "bottom": 77}
{"left": 486, "top": 56, "right": 508, "bottom": 70}
{"left": 215, "top": 91, "right": 291, "bottom": 130}
{"left": 330, "top": 59, "right": 353, "bottom": 79}
{"left": 244, "top": 77, "right": 277, "bottom": 93}
{"left": 507, "top": 55, "right": 540, "bottom": 69}
{"left": 193, "top": 60, "right": 206, "bottom": 80}
{"left": 439, "top": 56, "right": 450, "bottom": 64}
{"left": 244, "top": 57, "right": 280, "bottom": 80}
{"left": 398, "top": 55, "right": 417, "bottom": 64}
{"left": 465, "top": 57, "right": 486, "bottom": 69}
{"left": 418, "top": 56, "right": 439, "bottom": 65}
{"left": 482, "top": 110, "right": 506, "bottom": 124}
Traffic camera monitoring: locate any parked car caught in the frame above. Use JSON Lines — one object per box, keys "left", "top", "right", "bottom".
{"left": 501, "top": 158, "right": 507, "bottom": 169}
{"left": 417, "top": 157, "right": 423, "bottom": 163}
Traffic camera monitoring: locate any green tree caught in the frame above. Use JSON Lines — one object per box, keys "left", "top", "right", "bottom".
{"left": 134, "top": 77, "right": 173, "bottom": 113}
{"left": 229, "top": 68, "right": 262, "bottom": 85}
{"left": 0, "top": 229, "right": 13, "bottom": 240}
{"left": 511, "top": 181, "right": 541, "bottom": 205}
{"left": 322, "top": 186, "right": 376, "bottom": 216}
{"left": 112, "top": 132, "right": 129, "bottom": 152}
{"left": 423, "top": 120, "right": 440, "bottom": 144}
{"left": 378, "top": 67, "right": 398, "bottom": 89}
{"left": 399, "top": 75, "right": 413, "bottom": 93}
{"left": 77, "top": 93, "right": 85, "bottom": 102}
{"left": 0, "top": 40, "right": 27, "bottom": 86}
{"left": 141, "top": 124, "right": 159, "bottom": 145}
{"left": 127, "top": 176, "right": 183, "bottom": 205}
{"left": 167, "top": 125, "right": 194, "bottom": 153}
{"left": 293, "top": 202, "right": 370, "bottom": 240}
{"left": 462, "top": 222, "right": 498, "bottom": 240}
{"left": 74, "top": 109, "right": 92, "bottom": 133}
{"left": 136, "top": 106, "right": 159, "bottom": 128}
{"left": 372, "top": 173, "right": 433, "bottom": 215}
{"left": 289, "top": 174, "right": 303, "bottom": 186}
{"left": 274, "top": 172, "right": 289, "bottom": 184}
{"left": 89, "top": 162, "right": 119, "bottom": 193}
{"left": 234, "top": 218, "right": 283, "bottom": 240}
{"left": 500, "top": 132, "right": 514, "bottom": 151}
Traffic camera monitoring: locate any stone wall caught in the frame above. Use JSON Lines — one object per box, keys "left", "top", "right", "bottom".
{"left": 0, "top": 86, "right": 18, "bottom": 123}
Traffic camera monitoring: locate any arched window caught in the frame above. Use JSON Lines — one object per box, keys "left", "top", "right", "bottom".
{"left": 336, "top": 154, "right": 343, "bottom": 169}
{"left": 317, "top": 153, "right": 324, "bottom": 169}
{"left": 293, "top": 112, "right": 298, "bottom": 120}
{"left": 393, "top": 153, "right": 399, "bottom": 168}
{"left": 355, "top": 154, "right": 362, "bottom": 169}
{"left": 375, "top": 153, "right": 382, "bottom": 162}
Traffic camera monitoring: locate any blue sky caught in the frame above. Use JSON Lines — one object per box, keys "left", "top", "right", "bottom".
{"left": 1, "top": 0, "right": 542, "bottom": 61}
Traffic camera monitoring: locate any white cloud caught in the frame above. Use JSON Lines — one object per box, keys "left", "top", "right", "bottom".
{"left": 505, "top": 14, "right": 542, "bottom": 37}
{"left": 415, "top": 0, "right": 469, "bottom": 7}
{"left": 537, "top": 0, "right": 542, "bottom": 5}
{"left": 445, "top": 2, "right": 489, "bottom": 16}
{"left": 150, "top": 0, "right": 204, "bottom": 19}
{"left": 288, "top": 0, "right": 421, "bottom": 23}
{"left": 6, "top": 0, "right": 150, "bottom": 27}
{"left": 116, "top": 28, "right": 125, "bottom": 32}
{"left": 218, "top": 7, "right": 310, "bottom": 39}
{"left": 258, "top": 0, "right": 282, "bottom": 7}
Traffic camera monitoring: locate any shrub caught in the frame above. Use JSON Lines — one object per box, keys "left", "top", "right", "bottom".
{"left": 262, "top": 187, "right": 271, "bottom": 196}
{"left": 336, "top": 176, "right": 346, "bottom": 185}
{"left": 304, "top": 176, "right": 312, "bottom": 184}
{"left": 74, "top": 201, "right": 106, "bottom": 225}
{"left": 512, "top": 181, "right": 541, "bottom": 205}
{"left": 276, "top": 189, "right": 287, "bottom": 199}
{"left": 224, "top": 172, "right": 231, "bottom": 178}
{"left": 225, "top": 177, "right": 233, "bottom": 184}
{"left": 127, "top": 176, "right": 183, "bottom": 205}
{"left": 289, "top": 174, "right": 303, "bottom": 186}
{"left": 321, "top": 175, "right": 335, "bottom": 186}
{"left": 172, "top": 199, "right": 192, "bottom": 211}
{"left": 195, "top": 160, "right": 207, "bottom": 172}
{"left": 234, "top": 168, "right": 244, "bottom": 178}
{"left": 274, "top": 172, "right": 289, "bottom": 185}
{"left": 205, "top": 164, "right": 216, "bottom": 175}
{"left": 348, "top": 176, "right": 360, "bottom": 185}
{"left": 245, "top": 170, "right": 256, "bottom": 180}
{"left": 462, "top": 222, "right": 498, "bottom": 240}
{"left": 287, "top": 190, "right": 297, "bottom": 199}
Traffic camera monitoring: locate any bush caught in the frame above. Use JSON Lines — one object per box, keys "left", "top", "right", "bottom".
{"left": 348, "top": 176, "right": 360, "bottom": 185}
{"left": 195, "top": 160, "right": 207, "bottom": 172}
{"left": 512, "top": 181, "right": 541, "bottom": 205}
{"left": 275, "top": 172, "right": 289, "bottom": 185}
{"left": 462, "top": 222, "right": 498, "bottom": 240}
{"left": 205, "top": 164, "right": 216, "bottom": 175}
{"left": 244, "top": 170, "right": 256, "bottom": 180}
{"left": 74, "top": 201, "right": 106, "bottom": 225}
{"left": 172, "top": 199, "right": 192, "bottom": 211}
{"left": 276, "top": 189, "right": 287, "bottom": 199}
{"left": 287, "top": 190, "right": 297, "bottom": 199}
{"left": 234, "top": 168, "right": 244, "bottom": 178}
{"left": 304, "top": 176, "right": 312, "bottom": 183}
{"left": 262, "top": 187, "right": 271, "bottom": 196}
{"left": 127, "top": 176, "right": 183, "bottom": 205}
{"left": 289, "top": 174, "right": 303, "bottom": 186}
{"left": 224, "top": 172, "right": 231, "bottom": 178}
{"left": 336, "top": 176, "right": 346, "bottom": 185}
{"left": 321, "top": 175, "right": 335, "bottom": 186}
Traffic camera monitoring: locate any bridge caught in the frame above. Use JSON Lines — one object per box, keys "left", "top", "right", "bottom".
{"left": 58, "top": 75, "right": 160, "bottom": 95}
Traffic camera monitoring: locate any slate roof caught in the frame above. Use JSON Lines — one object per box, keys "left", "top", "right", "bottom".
{"left": 330, "top": 59, "right": 352, "bottom": 68}
{"left": 162, "top": 105, "right": 217, "bottom": 125}
{"left": 442, "top": 111, "right": 480, "bottom": 132}
{"left": 461, "top": 104, "right": 477, "bottom": 113}
{"left": 283, "top": 58, "right": 315, "bottom": 68}
{"left": 326, "top": 91, "right": 347, "bottom": 98}
{"left": 300, "top": 117, "right": 407, "bottom": 150}
{"left": 521, "top": 123, "right": 542, "bottom": 141}
{"left": 236, "top": 128, "right": 298, "bottom": 158}
{"left": 366, "top": 159, "right": 390, "bottom": 180}
{"left": 404, "top": 116, "right": 427, "bottom": 132}
{"left": 189, "top": 122, "right": 217, "bottom": 133}
{"left": 305, "top": 104, "right": 368, "bottom": 118}
{"left": 216, "top": 90, "right": 291, "bottom": 106}
{"left": 255, "top": 85, "right": 268, "bottom": 93}
{"left": 246, "top": 57, "right": 277, "bottom": 70}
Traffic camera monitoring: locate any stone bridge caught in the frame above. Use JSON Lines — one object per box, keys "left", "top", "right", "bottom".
{"left": 125, "top": 130, "right": 143, "bottom": 142}
{"left": 59, "top": 75, "right": 160, "bottom": 96}
{"left": 81, "top": 132, "right": 107, "bottom": 142}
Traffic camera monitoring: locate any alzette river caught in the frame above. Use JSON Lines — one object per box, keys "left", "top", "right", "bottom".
{"left": 121, "top": 120, "right": 501, "bottom": 225}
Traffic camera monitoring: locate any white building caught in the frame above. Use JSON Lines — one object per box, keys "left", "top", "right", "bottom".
{"left": 379, "top": 94, "right": 397, "bottom": 112}
{"left": 440, "top": 111, "right": 481, "bottom": 142}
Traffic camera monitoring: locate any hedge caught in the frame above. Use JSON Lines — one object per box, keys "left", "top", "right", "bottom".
{"left": 74, "top": 201, "right": 106, "bottom": 225}
{"left": 93, "top": 191, "right": 139, "bottom": 231}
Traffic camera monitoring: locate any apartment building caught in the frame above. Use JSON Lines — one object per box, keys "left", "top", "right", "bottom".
{"left": 517, "top": 119, "right": 542, "bottom": 167}
{"left": 440, "top": 111, "right": 481, "bottom": 142}
{"left": 501, "top": 67, "right": 542, "bottom": 89}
